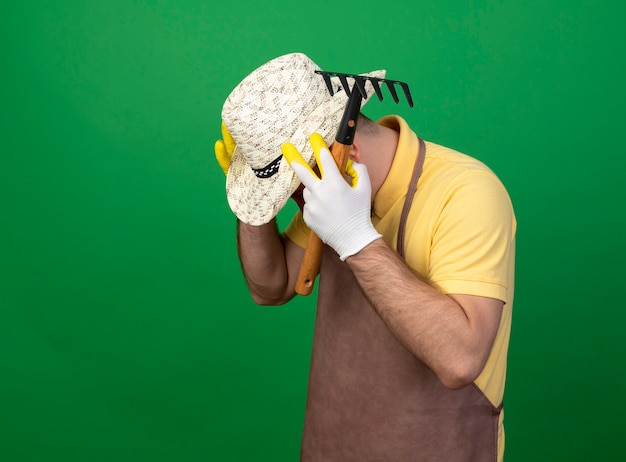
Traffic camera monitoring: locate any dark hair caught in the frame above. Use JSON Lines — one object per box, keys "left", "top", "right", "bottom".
{"left": 357, "top": 113, "right": 381, "bottom": 136}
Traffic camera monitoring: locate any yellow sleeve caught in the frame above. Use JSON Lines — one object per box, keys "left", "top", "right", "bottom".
{"left": 283, "top": 210, "right": 311, "bottom": 249}
{"left": 428, "top": 171, "right": 516, "bottom": 304}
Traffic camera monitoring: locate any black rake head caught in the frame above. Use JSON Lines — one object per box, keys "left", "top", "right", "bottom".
{"left": 315, "top": 70, "right": 414, "bottom": 108}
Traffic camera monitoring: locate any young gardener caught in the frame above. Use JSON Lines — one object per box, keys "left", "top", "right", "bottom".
{"left": 215, "top": 52, "right": 516, "bottom": 462}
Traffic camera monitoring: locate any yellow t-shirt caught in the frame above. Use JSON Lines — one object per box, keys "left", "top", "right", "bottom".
{"left": 285, "top": 116, "right": 516, "bottom": 459}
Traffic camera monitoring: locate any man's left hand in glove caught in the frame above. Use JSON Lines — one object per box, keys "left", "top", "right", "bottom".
{"left": 282, "top": 133, "right": 382, "bottom": 261}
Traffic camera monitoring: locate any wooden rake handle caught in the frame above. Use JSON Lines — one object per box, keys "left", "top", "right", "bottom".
{"left": 295, "top": 141, "right": 352, "bottom": 295}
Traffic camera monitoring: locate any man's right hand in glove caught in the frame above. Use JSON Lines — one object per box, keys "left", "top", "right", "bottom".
{"left": 282, "top": 134, "right": 382, "bottom": 261}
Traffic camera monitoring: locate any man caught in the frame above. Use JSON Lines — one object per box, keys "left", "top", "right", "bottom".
{"left": 215, "top": 53, "right": 516, "bottom": 461}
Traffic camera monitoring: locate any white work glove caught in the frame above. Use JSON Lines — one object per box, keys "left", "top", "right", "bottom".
{"left": 282, "top": 133, "right": 382, "bottom": 261}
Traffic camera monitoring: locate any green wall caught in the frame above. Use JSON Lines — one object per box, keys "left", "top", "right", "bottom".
{"left": 1, "top": 1, "right": 624, "bottom": 460}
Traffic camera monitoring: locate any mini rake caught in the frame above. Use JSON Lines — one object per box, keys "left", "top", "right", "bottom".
{"left": 296, "top": 70, "right": 414, "bottom": 296}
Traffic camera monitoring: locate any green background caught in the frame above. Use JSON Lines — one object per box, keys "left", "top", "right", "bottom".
{"left": 1, "top": 0, "right": 624, "bottom": 460}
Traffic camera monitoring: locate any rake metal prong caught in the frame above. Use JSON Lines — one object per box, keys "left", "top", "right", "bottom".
{"left": 338, "top": 74, "right": 352, "bottom": 98}
{"left": 398, "top": 81, "right": 414, "bottom": 108}
{"left": 352, "top": 77, "right": 369, "bottom": 100}
{"left": 368, "top": 78, "right": 384, "bottom": 101}
{"left": 319, "top": 72, "right": 334, "bottom": 96}
{"left": 384, "top": 80, "right": 400, "bottom": 104}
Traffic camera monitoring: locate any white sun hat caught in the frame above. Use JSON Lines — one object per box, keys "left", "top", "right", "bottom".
{"left": 221, "top": 52, "right": 385, "bottom": 225}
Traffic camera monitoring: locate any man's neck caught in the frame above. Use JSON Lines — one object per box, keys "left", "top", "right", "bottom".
{"left": 362, "top": 124, "right": 400, "bottom": 196}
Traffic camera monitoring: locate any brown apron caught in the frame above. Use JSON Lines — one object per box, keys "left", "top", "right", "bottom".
{"left": 301, "top": 139, "right": 501, "bottom": 461}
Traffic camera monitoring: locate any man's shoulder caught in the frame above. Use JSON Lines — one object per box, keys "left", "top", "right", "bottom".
{"left": 417, "top": 142, "right": 514, "bottom": 222}
{"left": 423, "top": 141, "right": 497, "bottom": 178}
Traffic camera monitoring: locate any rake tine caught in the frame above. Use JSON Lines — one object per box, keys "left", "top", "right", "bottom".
{"left": 352, "top": 77, "right": 369, "bottom": 100}
{"left": 319, "top": 72, "right": 334, "bottom": 96}
{"left": 338, "top": 74, "right": 352, "bottom": 98}
{"left": 384, "top": 80, "right": 400, "bottom": 104}
{"left": 368, "top": 78, "right": 385, "bottom": 101}
{"left": 398, "top": 81, "right": 414, "bottom": 108}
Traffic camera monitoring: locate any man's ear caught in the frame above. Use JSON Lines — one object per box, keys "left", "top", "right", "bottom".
{"left": 350, "top": 140, "right": 362, "bottom": 163}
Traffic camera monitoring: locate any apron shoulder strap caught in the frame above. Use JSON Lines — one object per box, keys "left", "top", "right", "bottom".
{"left": 397, "top": 137, "right": 426, "bottom": 259}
